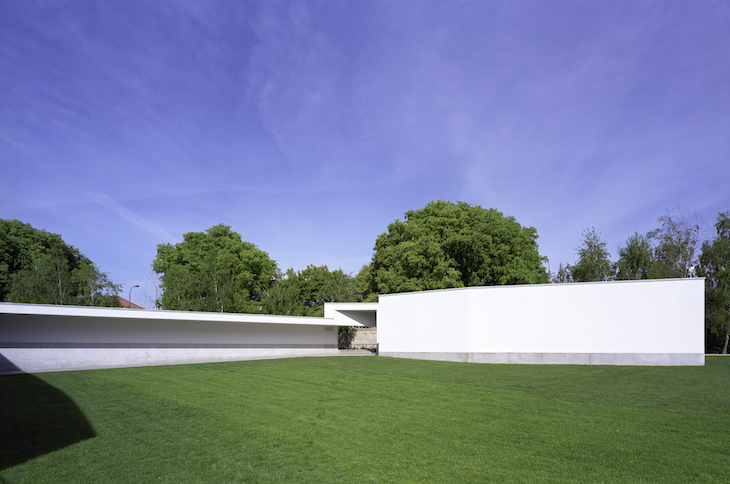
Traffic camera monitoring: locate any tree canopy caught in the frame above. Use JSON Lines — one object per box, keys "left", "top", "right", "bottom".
{"left": 614, "top": 232, "right": 654, "bottom": 280}
{"left": 261, "top": 265, "right": 359, "bottom": 317}
{"left": 559, "top": 209, "right": 705, "bottom": 283}
{"left": 570, "top": 227, "right": 612, "bottom": 282}
{"left": 0, "top": 219, "right": 120, "bottom": 305}
{"left": 153, "top": 224, "right": 277, "bottom": 312}
{"left": 365, "top": 200, "right": 548, "bottom": 294}
{"left": 699, "top": 212, "right": 730, "bottom": 353}
{"left": 649, "top": 208, "right": 703, "bottom": 279}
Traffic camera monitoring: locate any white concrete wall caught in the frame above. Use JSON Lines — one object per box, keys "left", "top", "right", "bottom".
{"left": 324, "top": 302, "right": 378, "bottom": 327}
{"left": 0, "top": 304, "right": 341, "bottom": 374}
{"left": 1, "top": 279, "right": 707, "bottom": 371}
{"left": 378, "top": 289, "right": 469, "bottom": 353}
{"left": 378, "top": 279, "right": 705, "bottom": 366}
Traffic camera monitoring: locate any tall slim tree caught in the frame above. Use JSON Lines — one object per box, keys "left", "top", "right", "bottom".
{"left": 571, "top": 227, "right": 612, "bottom": 282}
{"left": 699, "top": 212, "right": 730, "bottom": 353}
{"left": 650, "top": 207, "right": 704, "bottom": 278}
{"left": 552, "top": 262, "right": 574, "bottom": 283}
{"left": 614, "top": 232, "right": 655, "bottom": 280}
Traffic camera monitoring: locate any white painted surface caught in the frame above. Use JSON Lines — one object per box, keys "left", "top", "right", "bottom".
{"left": 1, "top": 314, "right": 338, "bottom": 346}
{"left": 466, "top": 279, "right": 704, "bottom": 353}
{"left": 377, "top": 279, "right": 705, "bottom": 365}
{"left": 0, "top": 348, "right": 347, "bottom": 374}
{"left": 0, "top": 303, "right": 343, "bottom": 374}
{"left": 0, "top": 303, "right": 343, "bottom": 326}
{"left": 378, "top": 289, "right": 469, "bottom": 352}
{"left": 1, "top": 279, "right": 706, "bottom": 371}
{"left": 324, "top": 302, "right": 378, "bottom": 327}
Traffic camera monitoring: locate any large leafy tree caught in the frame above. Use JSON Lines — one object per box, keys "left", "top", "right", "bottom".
{"left": 261, "top": 265, "right": 359, "bottom": 317}
{"left": 153, "top": 224, "right": 277, "bottom": 312}
{"left": 0, "top": 219, "right": 120, "bottom": 305}
{"left": 570, "top": 227, "right": 612, "bottom": 282}
{"left": 366, "top": 200, "right": 548, "bottom": 294}
{"left": 699, "top": 212, "right": 730, "bottom": 354}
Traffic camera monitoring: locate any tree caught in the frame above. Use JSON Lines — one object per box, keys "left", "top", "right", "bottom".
{"left": 354, "top": 263, "right": 378, "bottom": 302}
{"left": 366, "top": 201, "right": 548, "bottom": 294}
{"left": 260, "top": 264, "right": 360, "bottom": 348}
{"left": 552, "top": 262, "right": 574, "bottom": 283}
{"left": 698, "top": 212, "right": 730, "bottom": 354}
{"left": 570, "top": 227, "right": 612, "bottom": 282}
{"left": 0, "top": 219, "right": 120, "bottom": 305}
{"left": 260, "top": 269, "right": 303, "bottom": 316}
{"left": 261, "top": 265, "right": 359, "bottom": 317}
{"left": 614, "top": 232, "right": 655, "bottom": 280}
{"left": 153, "top": 224, "right": 277, "bottom": 312}
{"left": 141, "top": 268, "right": 162, "bottom": 310}
{"left": 649, "top": 207, "right": 703, "bottom": 279}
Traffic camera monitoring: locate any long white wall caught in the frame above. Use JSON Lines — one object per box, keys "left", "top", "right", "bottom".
{"left": 0, "top": 303, "right": 341, "bottom": 374}
{"left": 378, "top": 279, "right": 705, "bottom": 366}
{"left": 2, "top": 279, "right": 707, "bottom": 372}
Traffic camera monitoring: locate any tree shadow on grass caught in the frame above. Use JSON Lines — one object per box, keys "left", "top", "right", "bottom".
{"left": 0, "top": 353, "right": 95, "bottom": 471}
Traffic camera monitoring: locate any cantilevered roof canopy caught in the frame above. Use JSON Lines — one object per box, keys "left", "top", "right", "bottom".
{"left": 0, "top": 302, "right": 354, "bottom": 327}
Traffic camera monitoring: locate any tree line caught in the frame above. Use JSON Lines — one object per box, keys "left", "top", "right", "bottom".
{"left": 151, "top": 201, "right": 548, "bottom": 314}
{"left": 554, "top": 208, "right": 730, "bottom": 353}
{"left": 0, "top": 220, "right": 120, "bottom": 306}
{"left": 2, "top": 201, "right": 727, "bottom": 353}
{"left": 554, "top": 208, "right": 709, "bottom": 283}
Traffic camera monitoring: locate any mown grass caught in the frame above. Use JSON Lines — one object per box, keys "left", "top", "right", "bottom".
{"left": 1, "top": 356, "right": 729, "bottom": 483}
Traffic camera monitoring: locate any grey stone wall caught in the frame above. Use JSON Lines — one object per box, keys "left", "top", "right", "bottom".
{"left": 350, "top": 327, "right": 377, "bottom": 350}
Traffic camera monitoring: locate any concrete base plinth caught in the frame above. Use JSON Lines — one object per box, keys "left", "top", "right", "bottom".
{"left": 0, "top": 347, "right": 354, "bottom": 374}
{"left": 379, "top": 352, "right": 705, "bottom": 366}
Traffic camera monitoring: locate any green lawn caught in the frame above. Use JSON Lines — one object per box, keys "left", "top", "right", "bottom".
{"left": 2, "top": 356, "right": 729, "bottom": 483}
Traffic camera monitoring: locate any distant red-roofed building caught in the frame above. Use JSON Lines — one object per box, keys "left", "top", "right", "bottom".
{"left": 116, "top": 296, "right": 143, "bottom": 309}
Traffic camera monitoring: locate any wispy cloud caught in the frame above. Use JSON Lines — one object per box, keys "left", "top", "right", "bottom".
{"left": 2, "top": 1, "right": 727, "bottom": 283}
{"left": 86, "top": 192, "right": 180, "bottom": 243}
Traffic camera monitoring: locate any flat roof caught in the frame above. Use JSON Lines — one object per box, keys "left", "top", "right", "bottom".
{"left": 377, "top": 278, "right": 705, "bottom": 297}
{"left": 0, "top": 303, "right": 347, "bottom": 327}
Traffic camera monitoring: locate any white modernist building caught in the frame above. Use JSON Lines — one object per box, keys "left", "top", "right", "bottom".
{"left": 374, "top": 278, "right": 705, "bottom": 366}
{"left": 0, "top": 278, "right": 705, "bottom": 373}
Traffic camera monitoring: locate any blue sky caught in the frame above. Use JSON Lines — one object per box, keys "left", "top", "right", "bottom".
{"left": 2, "top": 1, "right": 728, "bottom": 308}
